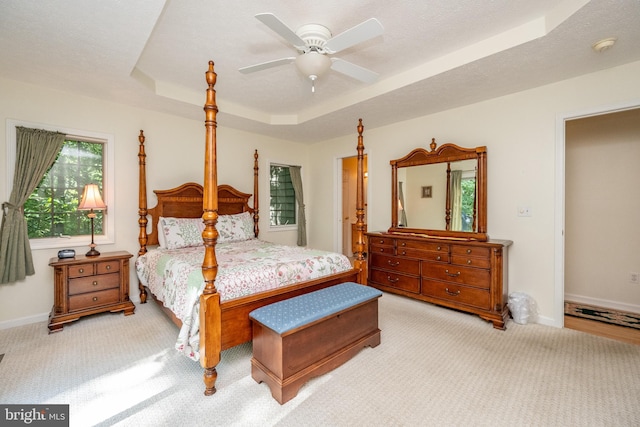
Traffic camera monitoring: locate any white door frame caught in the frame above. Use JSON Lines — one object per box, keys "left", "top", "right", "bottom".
{"left": 554, "top": 99, "right": 640, "bottom": 327}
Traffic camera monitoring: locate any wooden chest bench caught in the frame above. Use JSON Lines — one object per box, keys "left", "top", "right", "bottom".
{"left": 249, "top": 282, "right": 383, "bottom": 404}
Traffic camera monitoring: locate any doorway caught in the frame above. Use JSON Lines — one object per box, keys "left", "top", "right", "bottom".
{"left": 556, "top": 103, "right": 640, "bottom": 329}
{"left": 340, "top": 155, "right": 367, "bottom": 257}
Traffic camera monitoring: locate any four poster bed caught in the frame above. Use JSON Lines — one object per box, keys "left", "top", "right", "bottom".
{"left": 136, "top": 61, "right": 368, "bottom": 395}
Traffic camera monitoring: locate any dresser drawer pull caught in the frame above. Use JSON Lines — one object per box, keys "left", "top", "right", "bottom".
{"left": 401, "top": 251, "right": 406, "bottom": 255}
{"left": 106, "top": 265, "right": 111, "bottom": 270}
{"left": 387, "top": 260, "right": 400, "bottom": 267}
{"left": 79, "top": 268, "right": 84, "bottom": 274}
{"left": 92, "top": 281, "right": 98, "bottom": 286}
{"left": 467, "top": 249, "right": 472, "bottom": 254}
{"left": 437, "top": 246, "right": 441, "bottom": 251}
{"left": 379, "top": 248, "right": 385, "bottom": 252}
{"left": 386, "top": 275, "right": 399, "bottom": 283}
{"left": 92, "top": 297, "right": 98, "bottom": 302}
{"left": 445, "top": 270, "right": 461, "bottom": 277}
{"left": 400, "top": 242, "right": 406, "bottom": 247}
{"left": 445, "top": 288, "right": 460, "bottom": 296}
{"left": 467, "top": 260, "right": 472, "bottom": 265}
{"left": 378, "top": 239, "right": 385, "bottom": 244}
{"left": 436, "top": 256, "right": 441, "bottom": 261}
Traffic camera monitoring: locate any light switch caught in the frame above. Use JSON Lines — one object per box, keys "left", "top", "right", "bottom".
{"left": 518, "top": 206, "right": 532, "bottom": 217}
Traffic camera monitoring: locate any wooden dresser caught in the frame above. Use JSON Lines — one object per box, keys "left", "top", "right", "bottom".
{"left": 367, "top": 232, "right": 512, "bottom": 329}
{"left": 48, "top": 251, "right": 135, "bottom": 332}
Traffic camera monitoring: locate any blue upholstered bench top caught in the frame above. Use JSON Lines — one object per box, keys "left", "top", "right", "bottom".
{"left": 249, "top": 282, "right": 382, "bottom": 334}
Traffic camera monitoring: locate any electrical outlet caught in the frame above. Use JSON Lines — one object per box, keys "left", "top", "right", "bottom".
{"left": 517, "top": 206, "right": 532, "bottom": 217}
{"left": 630, "top": 272, "right": 639, "bottom": 284}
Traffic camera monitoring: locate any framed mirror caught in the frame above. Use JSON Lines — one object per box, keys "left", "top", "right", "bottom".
{"left": 389, "top": 138, "right": 488, "bottom": 241}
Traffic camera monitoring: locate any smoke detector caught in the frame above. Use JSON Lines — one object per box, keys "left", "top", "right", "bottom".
{"left": 592, "top": 37, "right": 617, "bottom": 53}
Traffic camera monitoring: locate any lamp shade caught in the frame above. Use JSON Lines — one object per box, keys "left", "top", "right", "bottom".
{"left": 295, "top": 52, "right": 331, "bottom": 79}
{"left": 78, "top": 184, "right": 106, "bottom": 211}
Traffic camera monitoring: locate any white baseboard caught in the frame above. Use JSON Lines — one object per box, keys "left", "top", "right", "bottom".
{"left": 564, "top": 293, "right": 640, "bottom": 314}
{"left": 0, "top": 312, "right": 49, "bottom": 330}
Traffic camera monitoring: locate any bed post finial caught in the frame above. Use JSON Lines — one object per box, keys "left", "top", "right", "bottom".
{"left": 201, "top": 60, "right": 222, "bottom": 396}
{"left": 354, "top": 119, "right": 367, "bottom": 283}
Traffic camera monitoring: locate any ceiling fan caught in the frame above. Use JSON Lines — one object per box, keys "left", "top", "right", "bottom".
{"left": 239, "top": 13, "right": 384, "bottom": 92}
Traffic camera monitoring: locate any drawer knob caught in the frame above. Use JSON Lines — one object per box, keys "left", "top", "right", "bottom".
{"left": 466, "top": 249, "right": 472, "bottom": 254}
{"left": 401, "top": 242, "right": 406, "bottom": 247}
{"left": 445, "top": 269, "right": 461, "bottom": 277}
{"left": 445, "top": 288, "right": 461, "bottom": 296}
{"left": 379, "top": 240, "right": 384, "bottom": 244}
{"left": 436, "top": 256, "right": 441, "bottom": 261}
{"left": 92, "top": 281, "right": 98, "bottom": 286}
{"left": 106, "top": 265, "right": 111, "bottom": 270}
{"left": 467, "top": 260, "right": 472, "bottom": 265}
{"left": 387, "top": 260, "right": 400, "bottom": 267}
{"left": 79, "top": 268, "right": 84, "bottom": 273}
{"left": 437, "top": 246, "right": 441, "bottom": 251}
{"left": 401, "top": 251, "right": 406, "bottom": 256}
{"left": 92, "top": 297, "right": 98, "bottom": 302}
{"left": 386, "top": 275, "right": 399, "bottom": 283}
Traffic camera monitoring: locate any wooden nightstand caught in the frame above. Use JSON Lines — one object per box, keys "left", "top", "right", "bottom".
{"left": 48, "top": 250, "right": 135, "bottom": 332}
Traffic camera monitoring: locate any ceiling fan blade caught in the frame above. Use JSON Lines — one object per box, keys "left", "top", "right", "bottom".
{"left": 324, "top": 18, "right": 384, "bottom": 54}
{"left": 331, "top": 58, "right": 379, "bottom": 83}
{"left": 255, "top": 13, "right": 306, "bottom": 48}
{"left": 239, "top": 57, "right": 296, "bottom": 74}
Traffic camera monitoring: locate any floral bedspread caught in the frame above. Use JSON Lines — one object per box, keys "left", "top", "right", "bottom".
{"left": 135, "top": 239, "right": 353, "bottom": 360}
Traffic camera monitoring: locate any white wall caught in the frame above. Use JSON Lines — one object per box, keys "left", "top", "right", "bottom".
{"left": 307, "top": 60, "right": 640, "bottom": 326}
{"left": 0, "top": 77, "right": 306, "bottom": 327}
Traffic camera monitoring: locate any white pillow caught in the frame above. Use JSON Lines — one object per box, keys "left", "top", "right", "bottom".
{"left": 216, "top": 212, "right": 255, "bottom": 243}
{"left": 159, "top": 217, "right": 204, "bottom": 249}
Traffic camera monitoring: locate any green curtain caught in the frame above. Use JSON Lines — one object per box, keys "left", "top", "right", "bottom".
{"left": 0, "top": 127, "right": 65, "bottom": 284}
{"left": 288, "top": 166, "right": 307, "bottom": 246}
{"left": 450, "top": 170, "right": 463, "bottom": 231}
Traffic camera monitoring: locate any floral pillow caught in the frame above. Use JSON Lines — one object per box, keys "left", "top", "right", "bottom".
{"left": 216, "top": 212, "right": 255, "bottom": 243}
{"left": 159, "top": 217, "right": 204, "bottom": 249}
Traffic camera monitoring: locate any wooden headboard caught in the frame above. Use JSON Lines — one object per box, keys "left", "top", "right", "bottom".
{"left": 137, "top": 130, "right": 259, "bottom": 255}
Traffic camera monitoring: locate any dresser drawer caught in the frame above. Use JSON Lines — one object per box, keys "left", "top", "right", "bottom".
{"left": 451, "top": 245, "right": 490, "bottom": 258}
{"left": 68, "top": 272, "right": 120, "bottom": 295}
{"left": 369, "top": 244, "right": 395, "bottom": 255}
{"left": 68, "top": 288, "right": 120, "bottom": 312}
{"left": 422, "top": 262, "right": 490, "bottom": 288}
{"left": 397, "top": 240, "right": 448, "bottom": 253}
{"left": 369, "top": 236, "right": 394, "bottom": 246}
{"left": 422, "top": 280, "right": 490, "bottom": 310}
{"left": 451, "top": 255, "right": 491, "bottom": 269}
{"left": 370, "top": 253, "right": 420, "bottom": 275}
{"left": 398, "top": 247, "right": 449, "bottom": 262}
{"left": 370, "top": 269, "right": 420, "bottom": 293}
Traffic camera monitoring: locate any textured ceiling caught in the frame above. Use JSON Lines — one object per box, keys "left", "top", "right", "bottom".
{"left": 1, "top": 0, "right": 639, "bottom": 143}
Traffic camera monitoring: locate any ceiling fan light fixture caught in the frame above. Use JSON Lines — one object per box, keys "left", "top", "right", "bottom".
{"left": 295, "top": 52, "right": 332, "bottom": 79}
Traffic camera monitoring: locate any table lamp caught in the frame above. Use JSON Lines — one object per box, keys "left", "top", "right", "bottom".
{"left": 78, "top": 184, "right": 106, "bottom": 257}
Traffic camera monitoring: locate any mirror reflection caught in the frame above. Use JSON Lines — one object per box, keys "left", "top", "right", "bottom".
{"left": 398, "top": 159, "right": 477, "bottom": 231}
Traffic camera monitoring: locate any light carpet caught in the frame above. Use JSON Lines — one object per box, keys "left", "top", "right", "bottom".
{"left": 1, "top": 293, "right": 639, "bottom": 427}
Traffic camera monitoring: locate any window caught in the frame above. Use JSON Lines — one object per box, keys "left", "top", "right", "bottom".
{"left": 6, "top": 120, "right": 115, "bottom": 250}
{"left": 460, "top": 175, "right": 476, "bottom": 232}
{"left": 269, "top": 164, "right": 296, "bottom": 227}
{"left": 25, "top": 138, "right": 104, "bottom": 239}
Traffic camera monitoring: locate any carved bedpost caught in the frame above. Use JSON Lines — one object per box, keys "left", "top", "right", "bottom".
{"left": 253, "top": 149, "right": 260, "bottom": 237}
{"left": 353, "top": 119, "right": 367, "bottom": 284}
{"left": 200, "top": 61, "right": 222, "bottom": 396}
{"left": 137, "top": 130, "right": 148, "bottom": 303}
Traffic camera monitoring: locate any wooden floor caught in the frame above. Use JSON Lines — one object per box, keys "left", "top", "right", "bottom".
{"left": 564, "top": 315, "right": 640, "bottom": 346}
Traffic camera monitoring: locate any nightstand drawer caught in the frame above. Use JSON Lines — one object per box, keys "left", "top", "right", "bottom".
{"left": 97, "top": 260, "right": 120, "bottom": 274}
{"left": 69, "top": 288, "right": 120, "bottom": 311}
{"left": 69, "top": 272, "right": 120, "bottom": 295}
{"left": 68, "top": 264, "right": 95, "bottom": 278}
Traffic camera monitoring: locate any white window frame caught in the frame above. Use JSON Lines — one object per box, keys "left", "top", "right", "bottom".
{"left": 6, "top": 119, "right": 115, "bottom": 250}
{"left": 268, "top": 162, "right": 297, "bottom": 232}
